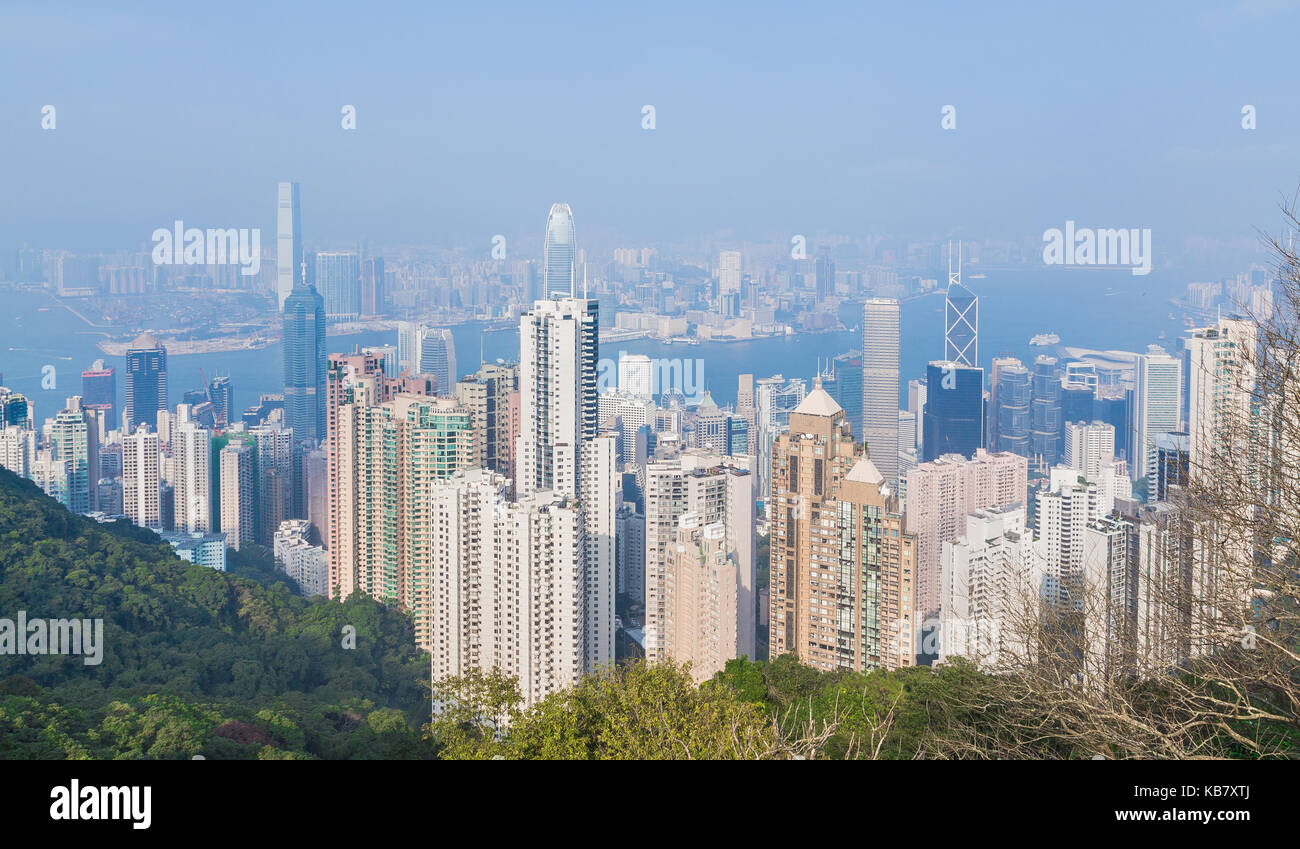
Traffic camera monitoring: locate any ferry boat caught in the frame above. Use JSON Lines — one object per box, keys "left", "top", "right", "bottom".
{"left": 1029, "top": 332, "right": 1060, "bottom": 346}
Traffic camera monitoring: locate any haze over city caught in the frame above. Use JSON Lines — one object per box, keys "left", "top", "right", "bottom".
{"left": 2, "top": 0, "right": 1298, "bottom": 269}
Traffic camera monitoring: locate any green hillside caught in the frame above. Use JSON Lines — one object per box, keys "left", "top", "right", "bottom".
{"left": 0, "top": 467, "right": 431, "bottom": 759}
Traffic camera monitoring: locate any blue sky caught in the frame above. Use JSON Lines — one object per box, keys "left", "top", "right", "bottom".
{"left": 1, "top": 0, "right": 1297, "bottom": 265}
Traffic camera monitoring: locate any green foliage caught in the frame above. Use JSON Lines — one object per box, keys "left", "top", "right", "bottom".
{"left": 435, "top": 662, "right": 776, "bottom": 760}
{"left": 0, "top": 467, "right": 432, "bottom": 760}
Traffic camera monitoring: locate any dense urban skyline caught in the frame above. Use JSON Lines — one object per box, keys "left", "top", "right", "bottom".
{"left": 0, "top": 3, "right": 1296, "bottom": 781}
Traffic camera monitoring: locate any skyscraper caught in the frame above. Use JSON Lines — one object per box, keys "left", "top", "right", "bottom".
{"left": 317, "top": 251, "right": 361, "bottom": 321}
{"left": 123, "top": 425, "right": 161, "bottom": 528}
{"left": 517, "top": 294, "right": 616, "bottom": 672}
{"left": 768, "top": 385, "right": 916, "bottom": 671}
{"left": 543, "top": 203, "right": 578, "bottom": 298}
{"left": 219, "top": 441, "right": 256, "bottom": 550}
{"left": 330, "top": 389, "right": 476, "bottom": 647}
{"left": 1185, "top": 317, "right": 1257, "bottom": 480}
{"left": 283, "top": 277, "right": 327, "bottom": 443}
{"left": 208, "top": 375, "right": 233, "bottom": 429}
{"left": 81, "top": 360, "right": 116, "bottom": 432}
{"left": 361, "top": 256, "right": 385, "bottom": 316}
{"left": 49, "top": 397, "right": 97, "bottom": 514}
{"left": 905, "top": 449, "right": 1028, "bottom": 626}
{"left": 276, "top": 181, "right": 303, "bottom": 311}
{"left": 922, "top": 361, "right": 984, "bottom": 461}
{"left": 1063, "top": 421, "right": 1116, "bottom": 480}
{"left": 994, "top": 361, "right": 1031, "bottom": 456}
{"left": 1030, "top": 355, "right": 1062, "bottom": 466}
{"left": 754, "top": 375, "right": 806, "bottom": 500}
{"left": 938, "top": 504, "right": 1037, "bottom": 668}
{"left": 417, "top": 327, "right": 458, "bottom": 395}
{"left": 517, "top": 297, "right": 599, "bottom": 495}
{"left": 643, "top": 450, "right": 755, "bottom": 674}
{"left": 125, "top": 333, "right": 167, "bottom": 432}
{"left": 455, "top": 362, "right": 520, "bottom": 475}
{"left": 426, "top": 469, "right": 587, "bottom": 706}
{"left": 173, "top": 414, "right": 211, "bottom": 533}
{"left": 862, "top": 298, "right": 900, "bottom": 483}
{"left": 829, "top": 352, "right": 863, "bottom": 439}
{"left": 944, "top": 243, "right": 978, "bottom": 367}
{"left": 1132, "top": 345, "right": 1183, "bottom": 480}
{"left": 718, "top": 250, "right": 742, "bottom": 297}
{"left": 1148, "top": 431, "right": 1190, "bottom": 502}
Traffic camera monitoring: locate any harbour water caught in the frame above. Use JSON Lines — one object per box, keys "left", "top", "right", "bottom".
{"left": 0, "top": 268, "right": 1192, "bottom": 423}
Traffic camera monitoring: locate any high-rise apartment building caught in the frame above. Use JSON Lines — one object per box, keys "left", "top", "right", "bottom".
{"left": 456, "top": 362, "right": 520, "bottom": 476}
{"left": 1063, "top": 421, "right": 1116, "bottom": 481}
{"left": 173, "top": 415, "right": 211, "bottom": 533}
{"left": 768, "top": 385, "right": 916, "bottom": 671}
{"left": 427, "top": 469, "right": 586, "bottom": 706}
{"left": 49, "top": 397, "right": 98, "bottom": 515}
{"left": 516, "top": 290, "right": 616, "bottom": 673}
{"left": 0, "top": 426, "right": 36, "bottom": 478}
{"left": 1185, "top": 318, "right": 1257, "bottom": 480}
{"left": 938, "top": 504, "right": 1038, "bottom": 668}
{"left": 905, "top": 449, "right": 1028, "bottom": 624}
{"left": 249, "top": 424, "right": 294, "bottom": 544}
{"left": 330, "top": 390, "right": 476, "bottom": 647}
{"left": 219, "top": 441, "right": 256, "bottom": 550}
{"left": 597, "top": 390, "right": 656, "bottom": 466}
{"left": 736, "top": 373, "right": 757, "bottom": 455}
{"left": 643, "top": 450, "right": 755, "bottom": 675}
{"left": 123, "top": 425, "right": 161, "bottom": 528}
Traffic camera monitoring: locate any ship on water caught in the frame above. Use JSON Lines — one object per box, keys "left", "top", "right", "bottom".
{"left": 1029, "top": 332, "right": 1060, "bottom": 346}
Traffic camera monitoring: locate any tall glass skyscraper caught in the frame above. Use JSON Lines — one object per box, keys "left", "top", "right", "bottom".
{"left": 125, "top": 333, "right": 167, "bottom": 431}
{"left": 1030, "top": 355, "right": 1062, "bottom": 465}
{"left": 921, "top": 361, "right": 984, "bottom": 461}
{"left": 277, "top": 181, "right": 302, "bottom": 311}
{"left": 417, "top": 328, "right": 458, "bottom": 396}
{"left": 994, "top": 362, "right": 1031, "bottom": 456}
{"left": 283, "top": 282, "right": 327, "bottom": 443}
{"left": 543, "top": 203, "right": 577, "bottom": 298}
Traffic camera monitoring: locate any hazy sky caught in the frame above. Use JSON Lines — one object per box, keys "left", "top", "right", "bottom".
{"left": 2, "top": 1, "right": 1298, "bottom": 262}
